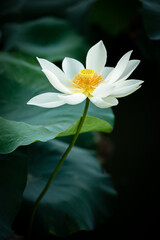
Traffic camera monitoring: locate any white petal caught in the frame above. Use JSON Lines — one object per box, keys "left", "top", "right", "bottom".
{"left": 111, "top": 79, "right": 143, "bottom": 97}
{"left": 102, "top": 67, "right": 114, "bottom": 79}
{"left": 117, "top": 60, "right": 140, "bottom": 82}
{"left": 42, "top": 69, "right": 71, "bottom": 94}
{"left": 106, "top": 50, "right": 133, "bottom": 84}
{"left": 58, "top": 93, "right": 86, "bottom": 105}
{"left": 114, "top": 86, "right": 142, "bottom": 98}
{"left": 62, "top": 57, "right": 84, "bottom": 80}
{"left": 27, "top": 93, "right": 65, "bottom": 108}
{"left": 93, "top": 82, "right": 115, "bottom": 98}
{"left": 115, "top": 79, "right": 143, "bottom": 87}
{"left": 89, "top": 96, "right": 118, "bottom": 108}
{"left": 86, "top": 40, "right": 107, "bottom": 74}
{"left": 37, "top": 57, "right": 68, "bottom": 86}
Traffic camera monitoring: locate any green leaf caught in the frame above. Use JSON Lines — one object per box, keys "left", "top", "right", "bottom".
{"left": 0, "top": 53, "right": 114, "bottom": 154}
{"left": 1, "top": 17, "right": 88, "bottom": 62}
{"left": 140, "top": 0, "right": 160, "bottom": 40}
{"left": 0, "top": 152, "right": 28, "bottom": 239}
{"left": 16, "top": 140, "right": 117, "bottom": 237}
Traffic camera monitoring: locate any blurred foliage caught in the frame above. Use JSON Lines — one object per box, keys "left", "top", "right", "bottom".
{"left": 1, "top": 17, "right": 88, "bottom": 62}
{"left": 91, "top": 0, "right": 139, "bottom": 37}
{"left": 14, "top": 140, "right": 116, "bottom": 238}
{"left": 0, "top": 152, "right": 27, "bottom": 239}
{"left": 0, "top": 0, "right": 95, "bottom": 23}
{"left": 138, "top": 0, "right": 160, "bottom": 60}
{"left": 140, "top": 0, "right": 160, "bottom": 40}
{"left": 0, "top": 0, "right": 95, "bottom": 35}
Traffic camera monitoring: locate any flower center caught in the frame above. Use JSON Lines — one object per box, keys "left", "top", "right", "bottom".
{"left": 72, "top": 69, "right": 104, "bottom": 97}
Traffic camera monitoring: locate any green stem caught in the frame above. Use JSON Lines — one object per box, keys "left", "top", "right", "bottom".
{"left": 27, "top": 98, "right": 90, "bottom": 239}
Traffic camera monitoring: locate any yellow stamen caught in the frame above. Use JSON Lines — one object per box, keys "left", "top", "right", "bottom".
{"left": 79, "top": 69, "right": 95, "bottom": 77}
{"left": 72, "top": 69, "right": 104, "bottom": 97}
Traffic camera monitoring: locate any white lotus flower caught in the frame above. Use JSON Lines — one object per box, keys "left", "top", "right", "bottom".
{"left": 27, "top": 41, "right": 143, "bottom": 109}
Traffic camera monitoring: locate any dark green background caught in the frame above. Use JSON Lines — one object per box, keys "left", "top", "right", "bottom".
{"left": 0, "top": 0, "right": 160, "bottom": 239}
